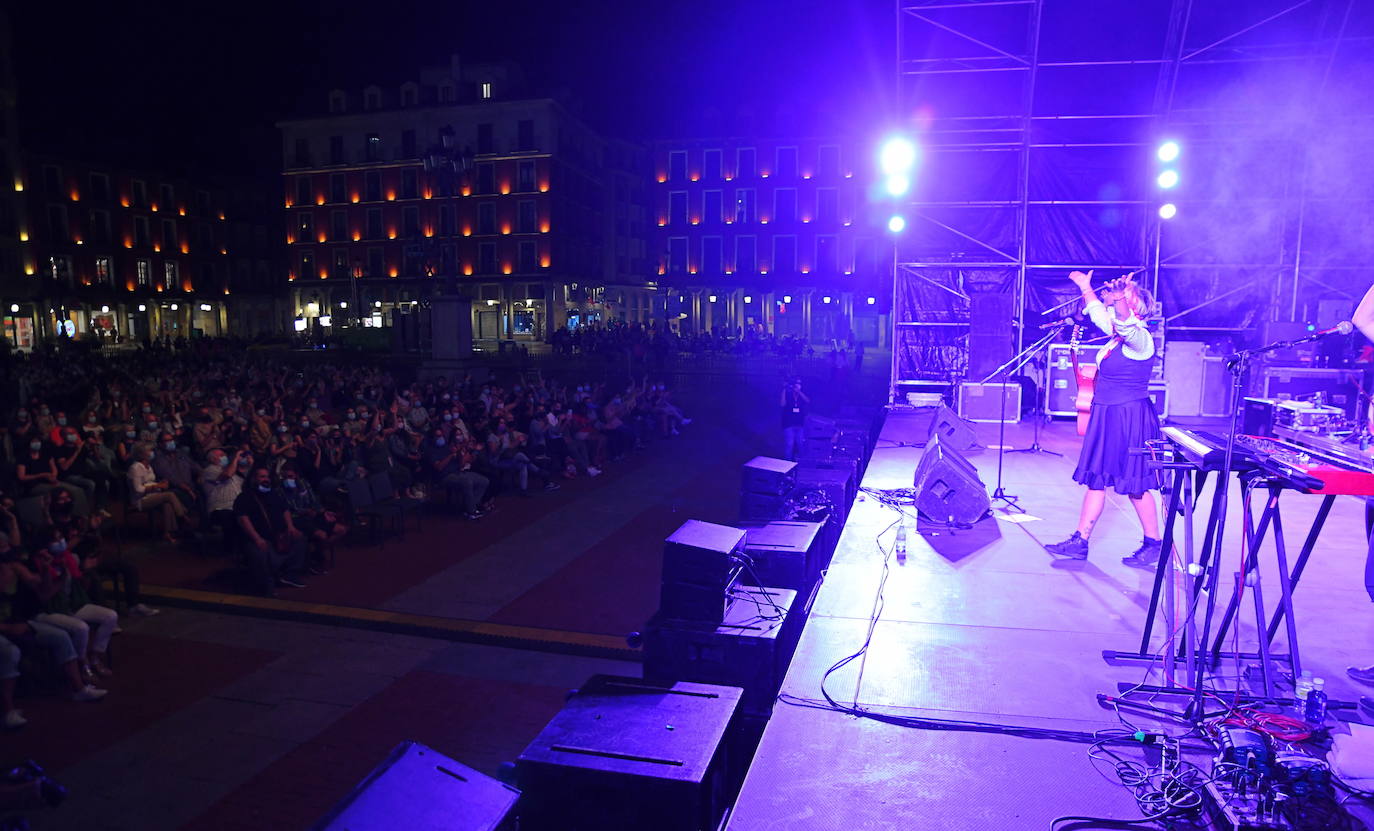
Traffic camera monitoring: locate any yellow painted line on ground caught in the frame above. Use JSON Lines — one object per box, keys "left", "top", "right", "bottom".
{"left": 142, "top": 584, "right": 640, "bottom": 660}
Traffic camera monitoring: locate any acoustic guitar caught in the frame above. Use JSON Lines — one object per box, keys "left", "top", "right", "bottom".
{"left": 1069, "top": 324, "right": 1096, "bottom": 436}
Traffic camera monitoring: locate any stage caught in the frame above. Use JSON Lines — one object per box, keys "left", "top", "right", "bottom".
{"left": 726, "top": 410, "right": 1374, "bottom": 829}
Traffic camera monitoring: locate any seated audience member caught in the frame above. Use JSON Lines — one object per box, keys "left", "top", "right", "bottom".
{"left": 126, "top": 444, "right": 189, "bottom": 542}
{"left": 152, "top": 432, "right": 202, "bottom": 512}
{"left": 45, "top": 490, "right": 156, "bottom": 617}
{"left": 423, "top": 430, "right": 490, "bottom": 520}
{"left": 50, "top": 427, "right": 98, "bottom": 513}
{"left": 233, "top": 466, "right": 308, "bottom": 595}
{"left": 201, "top": 447, "right": 246, "bottom": 539}
{"left": 278, "top": 464, "right": 346, "bottom": 570}
{"left": 18, "top": 541, "right": 119, "bottom": 681}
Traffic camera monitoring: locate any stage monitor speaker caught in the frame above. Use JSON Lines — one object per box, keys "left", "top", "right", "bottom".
{"left": 661, "top": 521, "right": 747, "bottom": 624}
{"left": 911, "top": 434, "right": 990, "bottom": 526}
{"left": 310, "top": 741, "right": 518, "bottom": 831}
{"left": 926, "top": 403, "right": 978, "bottom": 451}
{"left": 517, "top": 675, "right": 741, "bottom": 831}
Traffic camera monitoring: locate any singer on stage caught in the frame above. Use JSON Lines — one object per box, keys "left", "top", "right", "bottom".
{"left": 1045, "top": 270, "right": 1163, "bottom": 564}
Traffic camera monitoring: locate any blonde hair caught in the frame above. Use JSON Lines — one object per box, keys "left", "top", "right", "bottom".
{"left": 1130, "top": 284, "right": 1160, "bottom": 318}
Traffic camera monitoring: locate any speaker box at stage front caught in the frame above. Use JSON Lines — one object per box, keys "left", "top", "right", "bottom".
{"left": 310, "top": 741, "right": 518, "bottom": 831}
{"left": 516, "top": 675, "right": 741, "bottom": 831}
{"left": 926, "top": 403, "right": 979, "bottom": 451}
{"left": 660, "top": 521, "right": 747, "bottom": 624}
{"left": 911, "top": 434, "right": 990, "bottom": 526}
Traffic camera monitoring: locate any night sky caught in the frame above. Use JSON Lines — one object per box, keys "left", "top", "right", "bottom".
{"left": 9, "top": 0, "right": 894, "bottom": 177}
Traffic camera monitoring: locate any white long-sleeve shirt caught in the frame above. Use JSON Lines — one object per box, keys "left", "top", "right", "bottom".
{"left": 1084, "top": 300, "right": 1154, "bottom": 362}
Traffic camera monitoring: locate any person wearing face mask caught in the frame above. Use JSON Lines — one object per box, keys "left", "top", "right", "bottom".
{"left": 32, "top": 404, "right": 54, "bottom": 437}
{"left": 424, "top": 431, "right": 489, "bottom": 520}
{"left": 126, "top": 444, "right": 188, "bottom": 543}
{"left": 114, "top": 424, "right": 140, "bottom": 468}
{"left": 201, "top": 447, "right": 246, "bottom": 539}
{"left": 28, "top": 532, "right": 120, "bottom": 679}
{"left": 277, "top": 465, "right": 346, "bottom": 571}
{"left": 51, "top": 429, "right": 98, "bottom": 513}
{"left": 15, "top": 436, "right": 61, "bottom": 500}
{"left": 248, "top": 404, "right": 274, "bottom": 456}
{"left": 45, "top": 411, "right": 73, "bottom": 446}
{"left": 152, "top": 433, "right": 200, "bottom": 512}
{"left": 233, "top": 467, "right": 307, "bottom": 595}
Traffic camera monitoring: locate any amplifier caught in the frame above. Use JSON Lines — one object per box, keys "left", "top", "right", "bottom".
{"left": 739, "top": 491, "right": 788, "bottom": 522}
{"left": 516, "top": 675, "right": 741, "bottom": 831}
{"left": 738, "top": 520, "right": 825, "bottom": 591}
{"left": 802, "top": 414, "right": 837, "bottom": 439}
{"left": 794, "top": 465, "right": 856, "bottom": 522}
{"left": 793, "top": 453, "right": 860, "bottom": 493}
{"left": 1243, "top": 397, "right": 1278, "bottom": 437}
{"left": 741, "top": 456, "right": 796, "bottom": 496}
{"left": 643, "top": 587, "right": 797, "bottom": 719}
{"left": 1148, "top": 379, "right": 1168, "bottom": 419}
{"left": 957, "top": 382, "right": 1021, "bottom": 423}
{"left": 1261, "top": 366, "right": 1363, "bottom": 420}
{"left": 311, "top": 741, "right": 518, "bottom": 831}
{"left": 1047, "top": 342, "right": 1096, "bottom": 416}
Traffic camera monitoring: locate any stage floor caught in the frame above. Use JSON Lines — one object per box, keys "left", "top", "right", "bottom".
{"left": 727, "top": 412, "right": 1374, "bottom": 829}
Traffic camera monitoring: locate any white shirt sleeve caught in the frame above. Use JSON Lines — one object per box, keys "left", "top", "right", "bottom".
{"left": 1084, "top": 301, "right": 1155, "bottom": 361}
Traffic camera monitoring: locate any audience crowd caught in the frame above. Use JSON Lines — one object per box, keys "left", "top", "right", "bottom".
{"left": 0, "top": 337, "right": 693, "bottom": 730}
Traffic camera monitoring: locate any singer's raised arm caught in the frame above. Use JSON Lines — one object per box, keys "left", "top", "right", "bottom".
{"left": 1355, "top": 280, "right": 1374, "bottom": 344}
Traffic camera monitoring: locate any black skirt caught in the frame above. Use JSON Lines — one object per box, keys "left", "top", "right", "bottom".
{"left": 1072, "top": 397, "right": 1162, "bottom": 497}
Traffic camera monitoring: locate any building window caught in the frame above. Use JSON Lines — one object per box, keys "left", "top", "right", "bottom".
{"left": 132, "top": 179, "right": 148, "bottom": 207}
{"left": 329, "top": 91, "right": 346, "bottom": 113}
{"left": 47, "top": 205, "right": 68, "bottom": 240}
{"left": 518, "top": 241, "right": 537, "bottom": 272}
{"left": 160, "top": 184, "right": 175, "bottom": 210}
{"left": 365, "top": 171, "right": 381, "bottom": 202}
{"left": 134, "top": 216, "right": 150, "bottom": 247}
{"left": 91, "top": 209, "right": 111, "bottom": 244}
{"left": 401, "top": 169, "right": 418, "bottom": 199}
{"left": 737, "top": 148, "right": 756, "bottom": 179}
{"left": 480, "top": 82, "right": 492, "bottom": 99}
{"left": 669, "top": 151, "right": 687, "bottom": 182}
{"left": 162, "top": 219, "right": 178, "bottom": 250}
{"left": 736, "top": 236, "right": 756, "bottom": 273}
{"left": 402, "top": 129, "right": 417, "bottom": 159}
{"left": 776, "top": 147, "right": 798, "bottom": 179}
{"left": 441, "top": 244, "right": 456, "bottom": 275}
{"left": 331, "top": 210, "right": 347, "bottom": 241}
{"left": 668, "top": 237, "right": 687, "bottom": 274}
{"left": 365, "top": 133, "right": 381, "bottom": 162}
{"left": 89, "top": 173, "right": 110, "bottom": 203}
{"left": 517, "top": 200, "right": 536, "bottom": 234}
{"left": 438, "top": 205, "right": 454, "bottom": 236}
{"left": 704, "top": 149, "right": 722, "bottom": 181}
{"left": 734, "top": 189, "right": 755, "bottom": 223}
{"left": 517, "top": 160, "right": 536, "bottom": 193}
{"left": 293, "top": 139, "right": 311, "bottom": 167}
{"left": 329, "top": 136, "right": 344, "bottom": 165}
{"left": 401, "top": 86, "right": 417, "bottom": 107}
{"left": 198, "top": 222, "right": 212, "bottom": 250}
{"left": 703, "top": 237, "right": 722, "bottom": 275}
{"left": 774, "top": 236, "right": 796, "bottom": 274}
{"left": 365, "top": 89, "right": 381, "bottom": 110}
{"left": 478, "top": 242, "right": 497, "bottom": 273}
{"left": 774, "top": 188, "right": 796, "bottom": 224}
{"left": 477, "top": 123, "right": 494, "bottom": 155}
{"left": 403, "top": 206, "right": 420, "bottom": 238}
{"left": 42, "top": 165, "right": 61, "bottom": 194}
{"left": 297, "top": 212, "right": 314, "bottom": 238}
{"left": 296, "top": 177, "right": 312, "bottom": 207}
{"left": 366, "top": 208, "right": 383, "bottom": 239}
{"left": 330, "top": 174, "right": 346, "bottom": 204}
{"left": 136, "top": 259, "right": 151, "bottom": 286}
{"left": 197, "top": 189, "right": 212, "bottom": 216}
{"left": 817, "top": 188, "right": 838, "bottom": 224}
{"left": 669, "top": 191, "right": 687, "bottom": 226}
{"left": 478, "top": 203, "right": 495, "bottom": 235}
{"left": 367, "top": 247, "right": 384, "bottom": 277}
{"left": 818, "top": 145, "right": 840, "bottom": 178}
{"left": 163, "top": 260, "right": 179, "bottom": 290}
{"left": 49, "top": 255, "right": 73, "bottom": 284}
{"left": 517, "top": 120, "right": 534, "bottom": 152}
{"left": 477, "top": 164, "right": 494, "bottom": 195}
{"left": 333, "top": 249, "right": 349, "bottom": 278}
{"left": 703, "top": 190, "right": 722, "bottom": 225}
{"left": 816, "top": 236, "right": 837, "bottom": 274}
{"left": 439, "top": 83, "right": 455, "bottom": 103}
{"left": 95, "top": 257, "right": 112, "bottom": 284}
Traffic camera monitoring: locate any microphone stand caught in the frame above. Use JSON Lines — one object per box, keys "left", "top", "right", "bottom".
{"left": 980, "top": 320, "right": 1070, "bottom": 512}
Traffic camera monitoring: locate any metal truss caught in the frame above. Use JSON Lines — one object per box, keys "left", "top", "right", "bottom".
{"left": 891, "top": 0, "right": 1368, "bottom": 393}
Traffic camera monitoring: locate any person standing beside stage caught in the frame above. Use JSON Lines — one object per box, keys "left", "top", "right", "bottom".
{"left": 781, "top": 377, "right": 809, "bottom": 461}
{"left": 1045, "top": 270, "right": 1163, "bottom": 564}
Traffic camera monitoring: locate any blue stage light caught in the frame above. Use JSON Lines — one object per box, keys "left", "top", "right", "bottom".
{"left": 1158, "top": 203, "right": 1177, "bottom": 219}
{"left": 879, "top": 137, "right": 917, "bottom": 176}
{"left": 1157, "top": 141, "right": 1180, "bottom": 163}
{"left": 888, "top": 214, "right": 907, "bottom": 233}
{"left": 1157, "top": 170, "right": 1179, "bottom": 189}
{"left": 884, "top": 174, "right": 910, "bottom": 197}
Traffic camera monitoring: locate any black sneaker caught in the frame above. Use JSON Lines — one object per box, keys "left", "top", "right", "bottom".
{"left": 277, "top": 576, "right": 306, "bottom": 589}
{"left": 543, "top": 481, "right": 561, "bottom": 492}
{"left": 1045, "top": 532, "right": 1089, "bottom": 560}
{"left": 1122, "top": 537, "right": 1164, "bottom": 569}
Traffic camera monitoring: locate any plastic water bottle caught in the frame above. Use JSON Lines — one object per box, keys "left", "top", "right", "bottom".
{"left": 895, "top": 522, "right": 907, "bottom": 563}
{"left": 1304, "top": 677, "right": 1328, "bottom": 726}
{"left": 1293, "top": 670, "right": 1313, "bottom": 709}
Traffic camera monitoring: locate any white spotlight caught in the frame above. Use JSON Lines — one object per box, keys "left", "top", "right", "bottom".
{"left": 1157, "top": 170, "right": 1179, "bottom": 189}
{"left": 783, "top": 295, "right": 792, "bottom": 303}
{"left": 884, "top": 174, "right": 910, "bottom": 197}
{"left": 867, "top": 297, "right": 876, "bottom": 305}
{"left": 888, "top": 215, "right": 907, "bottom": 234}
{"left": 1159, "top": 203, "right": 1178, "bottom": 220}
{"left": 1157, "top": 141, "right": 1180, "bottom": 163}
{"left": 879, "top": 137, "right": 917, "bottom": 176}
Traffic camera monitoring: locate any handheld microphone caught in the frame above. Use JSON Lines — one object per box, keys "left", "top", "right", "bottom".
{"left": 1313, "top": 320, "right": 1355, "bottom": 338}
